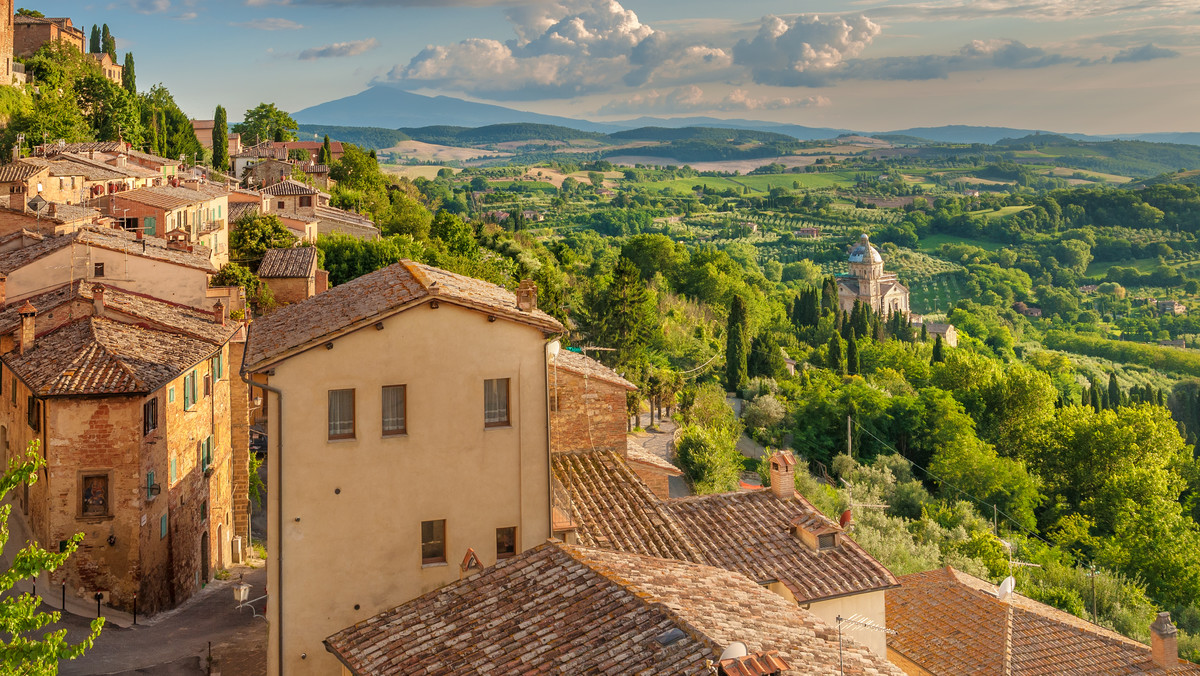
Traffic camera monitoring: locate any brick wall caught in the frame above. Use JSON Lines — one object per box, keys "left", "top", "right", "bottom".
{"left": 548, "top": 367, "right": 628, "bottom": 455}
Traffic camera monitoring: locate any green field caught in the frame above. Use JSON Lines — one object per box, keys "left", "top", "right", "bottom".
{"left": 1085, "top": 257, "right": 1160, "bottom": 276}
{"left": 917, "top": 233, "right": 1007, "bottom": 252}
{"left": 636, "top": 177, "right": 748, "bottom": 193}
{"left": 969, "top": 205, "right": 1032, "bottom": 220}
{"left": 735, "top": 172, "right": 857, "bottom": 191}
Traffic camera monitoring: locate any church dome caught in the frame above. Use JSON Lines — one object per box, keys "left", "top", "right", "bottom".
{"left": 849, "top": 234, "right": 883, "bottom": 264}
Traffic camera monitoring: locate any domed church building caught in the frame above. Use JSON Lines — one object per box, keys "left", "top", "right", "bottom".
{"left": 837, "top": 234, "right": 910, "bottom": 315}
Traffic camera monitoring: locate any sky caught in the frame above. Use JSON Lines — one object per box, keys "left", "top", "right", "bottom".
{"left": 38, "top": 0, "right": 1200, "bottom": 134}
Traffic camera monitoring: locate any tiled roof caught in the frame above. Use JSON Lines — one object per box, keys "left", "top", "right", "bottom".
{"left": 41, "top": 202, "right": 100, "bottom": 224}
{"left": 553, "top": 349, "right": 637, "bottom": 390}
{"left": 666, "top": 490, "right": 899, "bottom": 603}
{"left": 552, "top": 450, "right": 702, "bottom": 562}
{"left": 244, "top": 260, "right": 563, "bottom": 370}
{"left": 228, "top": 202, "right": 260, "bottom": 224}
{"left": 0, "top": 228, "right": 216, "bottom": 275}
{"left": 257, "top": 247, "right": 318, "bottom": 278}
{"left": 34, "top": 141, "right": 125, "bottom": 156}
{"left": 261, "top": 179, "right": 324, "bottom": 197}
{"left": 113, "top": 185, "right": 220, "bottom": 210}
{"left": 626, "top": 443, "right": 683, "bottom": 475}
{"left": 314, "top": 205, "right": 374, "bottom": 228}
{"left": 123, "top": 149, "right": 180, "bottom": 167}
{"left": 4, "top": 317, "right": 220, "bottom": 396}
{"left": 323, "top": 543, "right": 901, "bottom": 676}
{"left": 302, "top": 164, "right": 329, "bottom": 174}
{"left": 19, "top": 158, "right": 95, "bottom": 179}
{"left": 888, "top": 567, "right": 1200, "bottom": 675}
{"left": 0, "top": 162, "right": 46, "bottom": 183}
{"left": 61, "top": 153, "right": 159, "bottom": 179}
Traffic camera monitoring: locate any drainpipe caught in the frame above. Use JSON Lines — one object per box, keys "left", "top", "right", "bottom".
{"left": 240, "top": 370, "right": 282, "bottom": 675}
{"left": 544, "top": 337, "right": 560, "bottom": 539}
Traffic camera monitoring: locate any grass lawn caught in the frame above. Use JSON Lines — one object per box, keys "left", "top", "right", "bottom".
{"left": 1086, "top": 257, "right": 1161, "bottom": 276}
{"left": 917, "top": 233, "right": 1006, "bottom": 252}
{"left": 636, "top": 177, "right": 749, "bottom": 193}
{"left": 968, "top": 205, "right": 1032, "bottom": 220}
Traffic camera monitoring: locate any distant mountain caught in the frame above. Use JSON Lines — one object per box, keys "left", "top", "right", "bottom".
{"left": 402, "top": 124, "right": 608, "bottom": 146}
{"left": 609, "top": 126, "right": 798, "bottom": 144}
{"left": 293, "top": 86, "right": 623, "bottom": 133}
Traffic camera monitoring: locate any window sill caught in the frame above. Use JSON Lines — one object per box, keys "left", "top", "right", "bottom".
{"left": 327, "top": 437, "right": 357, "bottom": 443}
{"left": 77, "top": 514, "right": 115, "bottom": 524}
{"left": 421, "top": 561, "right": 448, "bottom": 569}
{"left": 484, "top": 424, "right": 512, "bottom": 430}
{"left": 382, "top": 432, "right": 408, "bottom": 438}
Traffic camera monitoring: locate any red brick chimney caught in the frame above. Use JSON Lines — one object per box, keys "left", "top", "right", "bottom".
{"left": 516, "top": 279, "right": 538, "bottom": 313}
{"left": 0, "top": 274, "right": 7, "bottom": 311}
{"left": 18, "top": 301, "right": 36, "bottom": 355}
{"left": 92, "top": 283, "right": 106, "bottom": 316}
{"left": 769, "top": 450, "right": 796, "bottom": 500}
{"left": 1151, "top": 612, "right": 1179, "bottom": 669}
{"left": 213, "top": 300, "right": 226, "bottom": 326}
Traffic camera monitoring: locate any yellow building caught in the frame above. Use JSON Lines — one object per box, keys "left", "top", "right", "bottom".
{"left": 837, "top": 233, "right": 910, "bottom": 316}
{"left": 242, "top": 262, "right": 562, "bottom": 676}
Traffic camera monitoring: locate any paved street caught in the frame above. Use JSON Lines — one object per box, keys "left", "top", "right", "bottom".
{"left": 628, "top": 413, "right": 691, "bottom": 497}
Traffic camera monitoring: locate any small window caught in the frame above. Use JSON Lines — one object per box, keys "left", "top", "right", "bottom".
{"left": 143, "top": 397, "right": 158, "bottom": 436}
{"left": 818, "top": 533, "right": 838, "bottom": 551}
{"left": 382, "top": 385, "right": 406, "bottom": 436}
{"left": 328, "top": 389, "right": 355, "bottom": 440}
{"left": 10, "top": 377, "right": 16, "bottom": 405}
{"left": 203, "top": 374, "right": 212, "bottom": 397}
{"left": 299, "top": 196, "right": 313, "bottom": 208}
{"left": 496, "top": 526, "right": 517, "bottom": 560}
{"left": 93, "top": 262, "right": 105, "bottom": 277}
{"left": 277, "top": 200, "right": 285, "bottom": 210}
{"left": 168, "top": 387, "right": 175, "bottom": 404}
{"left": 26, "top": 396, "right": 40, "bottom": 431}
{"left": 213, "top": 351, "right": 224, "bottom": 380}
{"left": 484, "top": 378, "right": 509, "bottom": 427}
{"left": 200, "top": 500, "right": 207, "bottom": 522}
{"left": 160, "top": 514, "right": 168, "bottom": 539}
{"left": 81, "top": 474, "right": 109, "bottom": 517}
{"left": 421, "top": 519, "right": 446, "bottom": 564}
{"left": 198, "top": 435, "right": 213, "bottom": 471}
{"left": 146, "top": 470, "right": 156, "bottom": 500}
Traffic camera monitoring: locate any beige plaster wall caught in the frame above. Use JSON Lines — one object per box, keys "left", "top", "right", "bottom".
{"left": 259, "top": 300, "right": 554, "bottom": 676}
{"left": 807, "top": 590, "right": 889, "bottom": 657}
{"left": 7, "top": 244, "right": 212, "bottom": 307}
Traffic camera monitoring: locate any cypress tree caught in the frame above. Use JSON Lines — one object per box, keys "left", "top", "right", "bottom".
{"left": 212, "top": 105, "right": 229, "bottom": 172}
{"left": 725, "top": 295, "right": 749, "bottom": 392}
{"left": 821, "top": 278, "right": 837, "bottom": 314}
{"left": 846, "top": 333, "right": 860, "bottom": 375}
{"left": 1107, "top": 373, "right": 1121, "bottom": 410}
{"left": 1090, "top": 382, "right": 1102, "bottom": 413}
{"left": 90, "top": 25, "right": 101, "bottom": 53}
{"left": 930, "top": 335, "right": 945, "bottom": 364}
{"left": 102, "top": 24, "right": 117, "bottom": 61}
{"left": 320, "top": 135, "right": 333, "bottom": 165}
{"left": 1081, "top": 386, "right": 1089, "bottom": 407}
{"left": 828, "top": 335, "right": 845, "bottom": 375}
{"left": 921, "top": 323, "right": 928, "bottom": 341}
{"left": 122, "top": 53, "right": 136, "bottom": 94}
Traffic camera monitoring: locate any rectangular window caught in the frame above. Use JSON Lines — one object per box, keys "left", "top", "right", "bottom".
{"left": 203, "top": 374, "right": 212, "bottom": 397}
{"left": 200, "top": 500, "right": 207, "bottom": 522}
{"left": 183, "top": 372, "right": 196, "bottom": 409}
{"left": 160, "top": 514, "right": 168, "bottom": 539}
{"left": 10, "top": 377, "right": 16, "bottom": 405}
{"left": 277, "top": 200, "right": 285, "bottom": 210}
{"left": 143, "top": 397, "right": 158, "bottom": 436}
{"left": 484, "top": 378, "right": 510, "bottom": 427}
{"left": 328, "top": 389, "right": 355, "bottom": 440}
{"left": 170, "top": 457, "right": 176, "bottom": 484}
{"left": 168, "top": 387, "right": 175, "bottom": 404}
{"left": 496, "top": 526, "right": 517, "bottom": 560}
{"left": 198, "top": 435, "right": 213, "bottom": 471}
{"left": 93, "top": 262, "right": 104, "bottom": 277}
{"left": 421, "top": 519, "right": 446, "bottom": 564}
{"left": 299, "top": 196, "right": 313, "bottom": 208}
{"left": 26, "top": 396, "right": 40, "bottom": 431}
{"left": 146, "top": 470, "right": 156, "bottom": 500}
{"left": 382, "top": 385, "right": 406, "bottom": 436}
{"left": 213, "top": 351, "right": 224, "bottom": 380}
{"left": 81, "top": 474, "right": 109, "bottom": 517}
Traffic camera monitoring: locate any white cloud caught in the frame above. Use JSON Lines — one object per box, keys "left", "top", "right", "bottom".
{"left": 298, "top": 38, "right": 379, "bottom": 60}
{"left": 597, "top": 85, "right": 831, "bottom": 115}
{"left": 866, "top": 0, "right": 1198, "bottom": 22}
{"left": 235, "top": 17, "right": 304, "bottom": 30}
{"left": 733, "top": 14, "right": 881, "bottom": 86}
{"left": 129, "top": 0, "right": 171, "bottom": 12}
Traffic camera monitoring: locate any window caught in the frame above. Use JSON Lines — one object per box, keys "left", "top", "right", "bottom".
{"left": 421, "top": 520, "right": 446, "bottom": 564}
{"left": 328, "top": 389, "right": 355, "bottom": 440}
{"left": 382, "top": 385, "right": 406, "bottom": 436}
{"left": 817, "top": 533, "right": 838, "bottom": 551}
{"left": 496, "top": 527, "right": 517, "bottom": 560}
{"left": 213, "top": 351, "right": 224, "bottom": 380}
{"left": 160, "top": 514, "right": 168, "bottom": 539}
{"left": 183, "top": 372, "right": 196, "bottom": 409}
{"left": 168, "top": 387, "right": 175, "bottom": 404}
{"left": 277, "top": 200, "right": 285, "bottom": 210}
{"left": 93, "top": 262, "right": 104, "bottom": 277}
{"left": 484, "top": 378, "right": 509, "bottom": 427}
{"left": 198, "top": 436, "right": 213, "bottom": 471}
{"left": 203, "top": 374, "right": 212, "bottom": 397}
{"left": 26, "top": 396, "right": 40, "bottom": 431}
{"left": 200, "top": 500, "right": 207, "bottom": 522}
{"left": 299, "top": 196, "right": 313, "bottom": 208}
{"left": 146, "top": 471, "right": 156, "bottom": 500}
{"left": 143, "top": 397, "right": 158, "bottom": 436}
{"left": 81, "top": 474, "right": 109, "bottom": 517}
{"left": 10, "top": 377, "right": 15, "bottom": 405}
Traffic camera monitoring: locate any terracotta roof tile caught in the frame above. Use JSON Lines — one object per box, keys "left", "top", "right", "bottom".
{"left": 0, "top": 162, "right": 46, "bottom": 183}
{"left": 666, "top": 490, "right": 899, "bottom": 603}
{"left": 113, "top": 185, "right": 221, "bottom": 210}
{"left": 261, "top": 179, "right": 325, "bottom": 197}
{"left": 553, "top": 349, "right": 637, "bottom": 390}
{"left": 0, "top": 228, "right": 216, "bottom": 275}
{"left": 243, "top": 260, "right": 562, "bottom": 370}
{"left": 257, "top": 247, "right": 318, "bottom": 278}
{"left": 888, "top": 567, "right": 1200, "bottom": 675}
{"left": 552, "top": 450, "right": 702, "bottom": 562}
{"left": 323, "top": 543, "right": 901, "bottom": 676}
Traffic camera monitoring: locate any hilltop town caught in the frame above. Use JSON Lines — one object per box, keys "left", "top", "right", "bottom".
{"left": 0, "top": 2, "right": 1199, "bottom": 676}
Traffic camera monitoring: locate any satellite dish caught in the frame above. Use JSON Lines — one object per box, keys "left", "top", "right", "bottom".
{"left": 997, "top": 576, "right": 1016, "bottom": 600}
{"left": 719, "top": 642, "right": 748, "bottom": 661}
{"left": 839, "top": 509, "right": 853, "bottom": 528}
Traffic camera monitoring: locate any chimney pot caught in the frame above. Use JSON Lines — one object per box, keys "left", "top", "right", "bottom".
{"left": 516, "top": 279, "right": 538, "bottom": 313}
{"left": 213, "top": 300, "right": 226, "bottom": 326}
{"left": 92, "top": 283, "right": 106, "bottom": 316}
{"left": 1151, "top": 611, "right": 1179, "bottom": 669}
{"left": 769, "top": 450, "right": 796, "bottom": 500}
{"left": 17, "top": 301, "right": 36, "bottom": 355}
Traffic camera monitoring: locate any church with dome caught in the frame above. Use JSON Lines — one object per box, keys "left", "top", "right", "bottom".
{"left": 837, "top": 234, "right": 910, "bottom": 315}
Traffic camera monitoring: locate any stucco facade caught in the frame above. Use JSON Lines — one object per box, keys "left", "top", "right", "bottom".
{"left": 252, "top": 300, "right": 556, "bottom": 676}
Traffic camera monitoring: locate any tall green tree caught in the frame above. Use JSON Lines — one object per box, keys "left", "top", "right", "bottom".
{"left": 89, "top": 25, "right": 101, "bottom": 53}
{"left": 930, "top": 335, "right": 945, "bottom": 364}
{"left": 230, "top": 213, "right": 298, "bottom": 270}
{"left": 212, "top": 105, "right": 229, "bottom": 172}
{"left": 319, "top": 135, "right": 333, "bottom": 165}
{"left": 725, "top": 295, "right": 749, "bottom": 392}
{"left": 594, "top": 256, "right": 659, "bottom": 370}
{"left": 0, "top": 443, "right": 103, "bottom": 671}
{"left": 101, "top": 24, "right": 116, "bottom": 61}
{"left": 232, "top": 102, "right": 297, "bottom": 144}
{"left": 828, "top": 334, "right": 845, "bottom": 375}
{"left": 1107, "top": 373, "right": 1121, "bottom": 410}
{"left": 847, "top": 333, "right": 860, "bottom": 376}
{"left": 122, "top": 53, "right": 135, "bottom": 94}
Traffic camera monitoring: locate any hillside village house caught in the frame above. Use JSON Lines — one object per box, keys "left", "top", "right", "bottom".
{"left": 0, "top": 226, "right": 241, "bottom": 312}
{"left": 106, "top": 184, "right": 231, "bottom": 266}
{"left": 0, "top": 281, "right": 244, "bottom": 614}
{"left": 242, "top": 263, "right": 562, "bottom": 676}
{"left": 88, "top": 51, "right": 122, "bottom": 84}
{"left": 261, "top": 179, "right": 379, "bottom": 240}
{"left": 190, "top": 119, "right": 242, "bottom": 157}
{"left": 256, "top": 247, "right": 326, "bottom": 305}
{"left": 12, "top": 14, "right": 84, "bottom": 57}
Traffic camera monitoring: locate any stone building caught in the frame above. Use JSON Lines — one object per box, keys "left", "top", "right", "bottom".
{"left": 0, "top": 282, "right": 243, "bottom": 614}
{"left": 256, "top": 247, "right": 325, "bottom": 305}
{"left": 837, "top": 233, "right": 910, "bottom": 316}
{"left": 242, "top": 262, "right": 563, "bottom": 676}
{"left": 0, "top": 0, "right": 14, "bottom": 85}
{"left": 12, "top": 14, "right": 84, "bottom": 57}
{"left": 89, "top": 51, "right": 123, "bottom": 85}
{"left": 261, "top": 179, "right": 379, "bottom": 240}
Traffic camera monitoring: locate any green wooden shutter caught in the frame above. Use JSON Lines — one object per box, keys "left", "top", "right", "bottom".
{"left": 144, "top": 216, "right": 156, "bottom": 237}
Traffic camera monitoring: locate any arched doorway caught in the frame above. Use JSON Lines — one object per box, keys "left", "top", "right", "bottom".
{"left": 200, "top": 532, "right": 210, "bottom": 583}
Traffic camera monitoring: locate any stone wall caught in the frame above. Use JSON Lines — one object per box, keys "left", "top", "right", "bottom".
{"left": 548, "top": 367, "right": 627, "bottom": 455}
{"left": 229, "top": 340, "right": 251, "bottom": 549}
{"left": 263, "top": 276, "right": 313, "bottom": 306}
